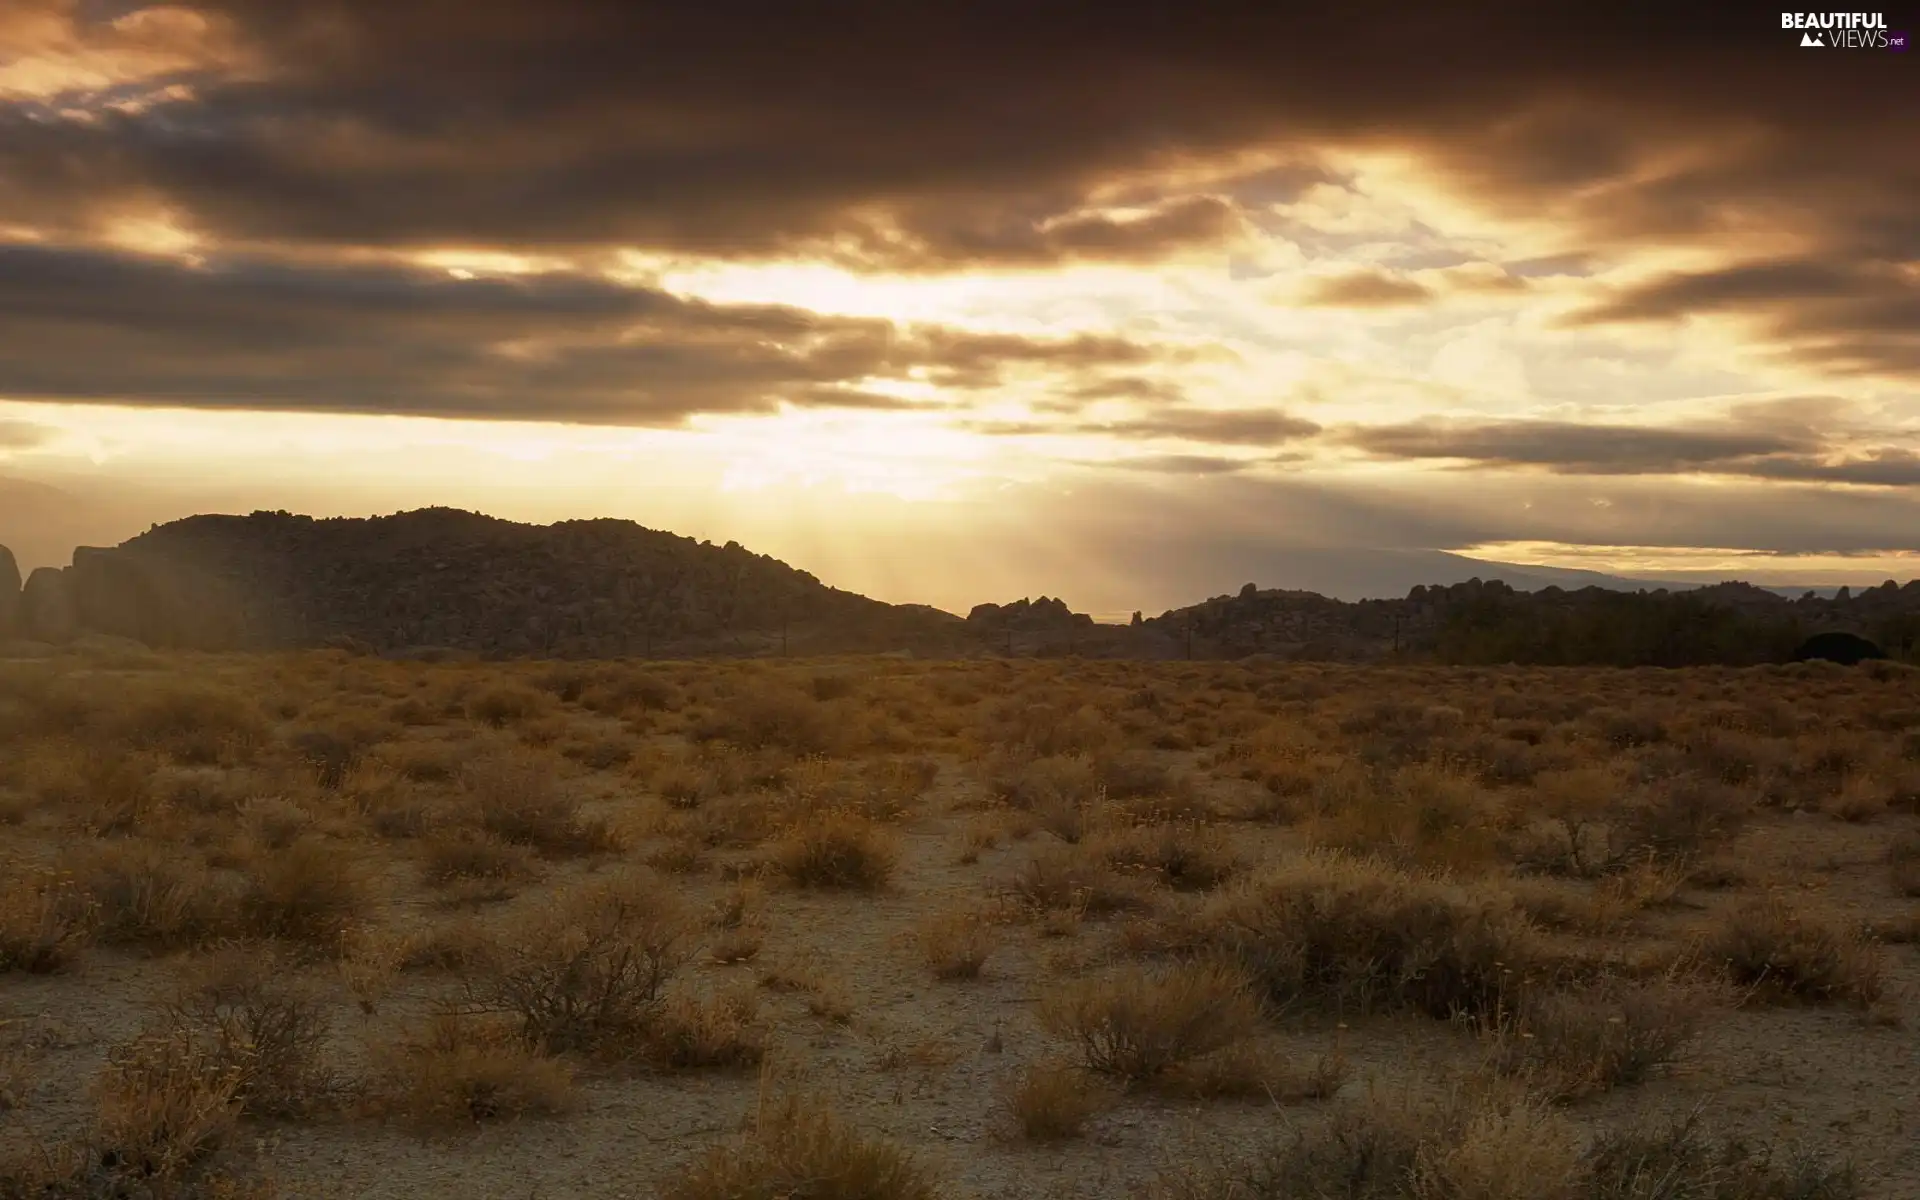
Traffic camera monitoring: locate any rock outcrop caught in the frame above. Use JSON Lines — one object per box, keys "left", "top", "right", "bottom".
{"left": 20, "top": 566, "right": 77, "bottom": 644}
{"left": 30, "top": 508, "right": 977, "bottom": 658}
{"left": 0, "top": 544, "right": 18, "bottom": 636}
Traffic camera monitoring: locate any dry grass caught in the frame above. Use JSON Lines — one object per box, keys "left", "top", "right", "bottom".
{"left": 1706, "top": 899, "right": 1885, "bottom": 1007}
{"left": 1004, "top": 1060, "right": 1115, "bottom": 1141}
{"left": 1039, "top": 960, "right": 1263, "bottom": 1085}
{"left": 1173, "top": 852, "right": 1540, "bottom": 1019}
{"left": 1153, "top": 1088, "right": 1859, "bottom": 1200}
{"left": 0, "top": 869, "right": 94, "bottom": 974}
{"left": 381, "top": 1015, "right": 575, "bottom": 1124}
{"left": 1, "top": 652, "right": 1910, "bottom": 1199}
{"left": 662, "top": 1090, "right": 946, "bottom": 1200}
{"left": 772, "top": 811, "right": 897, "bottom": 890}
{"left": 1486, "top": 978, "right": 1710, "bottom": 1101}
{"left": 915, "top": 908, "right": 998, "bottom": 980}
{"left": 237, "top": 837, "right": 370, "bottom": 949}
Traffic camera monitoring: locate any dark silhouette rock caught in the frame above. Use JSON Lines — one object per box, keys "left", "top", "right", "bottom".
{"left": 20, "top": 567, "right": 77, "bottom": 643}
{"left": 1791, "top": 631, "right": 1887, "bottom": 665}
{"left": 0, "top": 543, "right": 18, "bottom": 635}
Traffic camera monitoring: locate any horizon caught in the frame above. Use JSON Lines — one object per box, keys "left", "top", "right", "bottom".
{"left": 1, "top": 3, "right": 1915, "bottom": 612}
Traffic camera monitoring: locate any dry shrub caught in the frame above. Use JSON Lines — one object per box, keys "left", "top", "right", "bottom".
{"left": 465, "top": 683, "right": 550, "bottom": 727}
{"left": 238, "top": 837, "right": 369, "bottom": 949}
{"left": 422, "top": 832, "right": 535, "bottom": 885}
{"left": 464, "top": 755, "right": 616, "bottom": 856}
{"left": 1093, "top": 823, "right": 1240, "bottom": 891}
{"left": 1584, "top": 1113, "right": 1859, "bottom": 1200}
{"left": 1888, "top": 832, "right": 1920, "bottom": 898}
{"left": 384, "top": 1015, "right": 574, "bottom": 1124}
{"left": 466, "top": 874, "right": 691, "bottom": 1054}
{"left": 90, "top": 1031, "right": 245, "bottom": 1185}
{"left": 915, "top": 908, "right": 997, "bottom": 980}
{"left": 773, "top": 811, "right": 896, "bottom": 890}
{"left": 163, "top": 950, "right": 336, "bottom": 1117}
{"left": 1309, "top": 764, "right": 1499, "bottom": 871}
{"left": 1039, "top": 960, "right": 1262, "bottom": 1084}
{"left": 1487, "top": 978, "right": 1708, "bottom": 1100}
{"left": 561, "top": 735, "right": 634, "bottom": 770}
{"left": 702, "top": 684, "right": 842, "bottom": 755}
{"left": 46, "top": 749, "right": 162, "bottom": 835}
{"left": 648, "top": 988, "right": 767, "bottom": 1069}
{"left": 662, "top": 1091, "right": 945, "bottom": 1200}
{"left": 1175, "top": 853, "right": 1539, "bottom": 1019}
{"left": 1005, "top": 1061, "right": 1115, "bottom": 1141}
{"left": 381, "top": 739, "right": 461, "bottom": 782}
{"left": 1151, "top": 1089, "right": 1581, "bottom": 1200}
{"left": 103, "top": 684, "right": 269, "bottom": 766}
{"left": 1706, "top": 899, "right": 1884, "bottom": 1007}
{"left": 287, "top": 724, "right": 379, "bottom": 790}
{"left": 0, "top": 869, "right": 94, "bottom": 973}
{"left": 74, "top": 841, "right": 234, "bottom": 949}
{"left": 1621, "top": 777, "right": 1750, "bottom": 861}
{"left": 1008, "top": 845, "right": 1151, "bottom": 917}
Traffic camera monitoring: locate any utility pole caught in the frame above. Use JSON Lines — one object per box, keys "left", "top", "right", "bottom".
{"left": 1185, "top": 614, "right": 1193, "bottom": 661}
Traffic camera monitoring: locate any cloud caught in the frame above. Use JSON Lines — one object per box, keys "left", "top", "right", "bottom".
{"left": 1343, "top": 417, "right": 1820, "bottom": 473}
{"left": 0, "top": 3, "right": 1907, "bottom": 293}
{"left": 1342, "top": 414, "right": 1920, "bottom": 490}
{"left": 0, "top": 242, "right": 1166, "bottom": 423}
{"left": 1090, "top": 454, "right": 1259, "bottom": 475}
{"left": 973, "top": 407, "right": 1322, "bottom": 446}
{"left": 1299, "top": 269, "right": 1434, "bottom": 307}
{"left": 1563, "top": 258, "right": 1920, "bottom": 377}
{"left": 0, "top": 418, "right": 50, "bottom": 449}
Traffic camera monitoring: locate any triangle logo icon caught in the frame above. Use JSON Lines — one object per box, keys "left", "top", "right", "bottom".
{"left": 1801, "top": 31, "right": 1824, "bottom": 46}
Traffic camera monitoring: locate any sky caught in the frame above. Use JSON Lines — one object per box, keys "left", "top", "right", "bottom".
{"left": 0, "top": 1, "right": 1916, "bottom": 615}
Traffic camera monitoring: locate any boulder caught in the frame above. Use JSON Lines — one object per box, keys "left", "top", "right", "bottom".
{"left": 1791, "top": 630, "right": 1887, "bottom": 665}
{"left": 0, "top": 543, "right": 18, "bottom": 635}
{"left": 20, "top": 567, "right": 77, "bottom": 643}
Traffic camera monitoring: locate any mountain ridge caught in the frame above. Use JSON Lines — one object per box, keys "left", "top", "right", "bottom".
{"left": 4, "top": 506, "right": 1918, "bottom": 664}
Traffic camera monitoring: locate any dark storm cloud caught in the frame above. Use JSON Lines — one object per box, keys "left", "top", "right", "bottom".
{"left": 0, "top": 243, "right": 1160, "bottom": 422}
{"left": 5, "top": 3, "right": 1910, "bottom": 275}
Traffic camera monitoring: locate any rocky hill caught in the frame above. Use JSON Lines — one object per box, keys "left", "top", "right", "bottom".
{"left": 0, "top": 508, "right": 974, "bottom": 657}
{"left": 3, "top": 508, "right": 1919, "bottom": 664}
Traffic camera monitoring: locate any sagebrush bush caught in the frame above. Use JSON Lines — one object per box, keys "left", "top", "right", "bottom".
{"left": 1039, "top": 961, "right": 1262, "bottom": 1084}
{"left": 661, "top": 1092, "right": 945, "bottom": 1200}
{"left": 465, "top": 755, "right": 616, "bottom": 856}
{"left": 74, "top": 841, "right": 234, "bottom": 949}
{"left": 1487, "top": 978, "right": 1707, "bottom": 1100}
{"left": 1177, "top": 853, "right": 1540, "bottom": 1019}
{"left": 0, "top": 869, "right": 93, "bottom": 973}
{"left": 1707, "top": 899, "right": 1884, "bottom": 1006}
{"left": 238, "top": 837, "right": 369, "bottom": 949}
{"left": 467, "top": 874, "right": 690, "bottom": 1053}
{"left": 1005, "top": 1061, "right": 1113, "bottom": 1141}
{"left": 163, "top": 950, "right": 336, "bottom": 1117}
{"left": 915, "top": 908, "right": 997, "bottom": 980}
{"left": 384, "top": 1015, "right": 575, "bottom": 1124}
{"left": 773, "top": 811, "right": 896, "bottom": 890}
